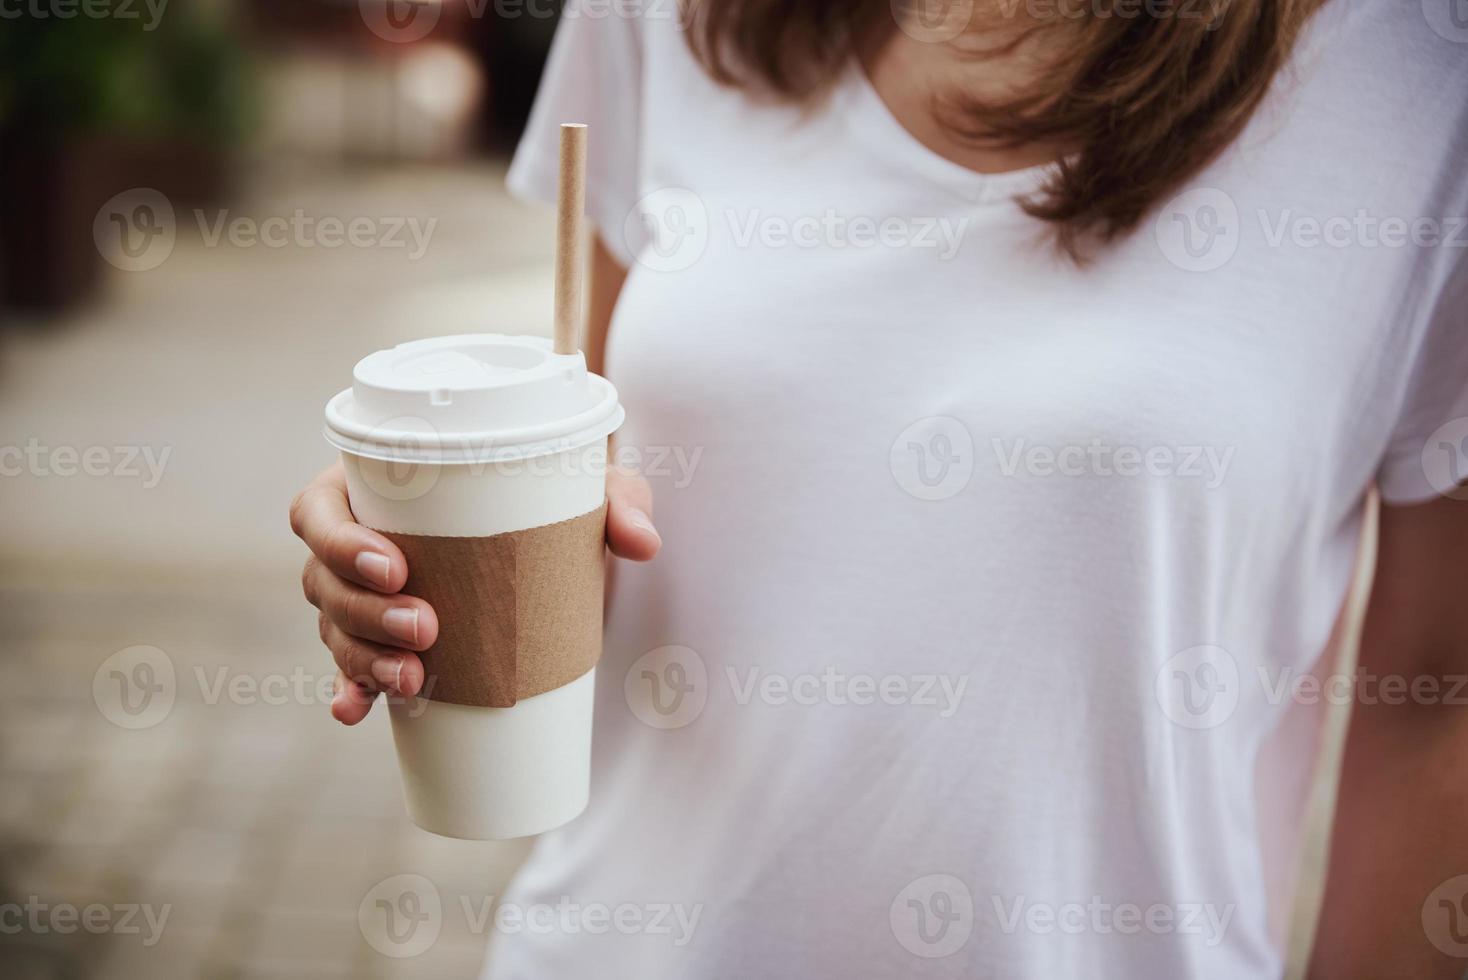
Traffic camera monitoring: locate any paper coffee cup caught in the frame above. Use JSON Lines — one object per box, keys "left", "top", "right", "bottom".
{"left": 323, "top": 333, "right": 623, "bottom": 840}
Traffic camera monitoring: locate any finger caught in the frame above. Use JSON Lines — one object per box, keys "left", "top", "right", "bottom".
{"left": 331, "top": 669, "right": 376, "bottom": 726}
{"left": 303, "top": 560, "right": 439, "bottom": 652}
{"left": 606, "top": 468, "right": 660, "bottom": 562}
{"left": 320, "top": 615, "right": 425, "bottom": 699}
{"left": 289, "top": 465, "right": 407, "bottom": 593}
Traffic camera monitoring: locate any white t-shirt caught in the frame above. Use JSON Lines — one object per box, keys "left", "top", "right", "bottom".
{"left": 498, "top": 2, "right": 1468, "bottom": 976}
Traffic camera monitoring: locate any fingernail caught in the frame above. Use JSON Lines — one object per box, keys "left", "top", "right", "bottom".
{"left": 356, "top": 551, "right": 391, "bottom": 588}
{"left": 628, "top": 508, "right": 661, "bottom": 542}
{"left": 382, "top": 607, "right": 420, "bottom": 646}
{"left": 371, "top": 656, "right": 404, "bottom": 693}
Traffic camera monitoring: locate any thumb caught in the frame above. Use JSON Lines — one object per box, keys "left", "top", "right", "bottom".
{"left": 605, "top": 468, "right": 661, "bottom": 562}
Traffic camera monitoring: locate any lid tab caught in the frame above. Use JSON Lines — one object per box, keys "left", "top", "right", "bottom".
{"left": 323, "top": 334, "right": 624, "bottom": 464}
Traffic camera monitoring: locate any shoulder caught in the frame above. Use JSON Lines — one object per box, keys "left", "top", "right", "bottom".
{"left": 1218, "top": 0, "right": 1468, "bottom": 257}
{"left": 1282, "top": 1, "right": 1468, "bottom": 175}
{"left": 1325, "top": 0, "right": 1468, "bottom": 77}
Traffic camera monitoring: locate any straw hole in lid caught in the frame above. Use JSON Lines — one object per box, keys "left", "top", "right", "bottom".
{"left": 430, "top": 388, "right": 453, "bottom": 406}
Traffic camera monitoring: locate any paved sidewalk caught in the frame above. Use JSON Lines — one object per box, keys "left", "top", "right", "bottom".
{"left": 0, "top": 573, "right": 534, "bottom": 979}
{"left": 0, "top": 162, "right": 551, "bottom": 979}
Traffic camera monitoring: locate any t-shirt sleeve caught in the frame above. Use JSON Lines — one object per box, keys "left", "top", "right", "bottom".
{"left": 506, "top": 3, "right": 644, "bottom": 268}
{"left": 1376, "top": 256, "right": 1468, "bottom": 505}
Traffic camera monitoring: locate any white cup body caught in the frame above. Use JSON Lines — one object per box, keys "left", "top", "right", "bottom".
{"left": 341, "top": 443, "right": 608, "bottom": 840}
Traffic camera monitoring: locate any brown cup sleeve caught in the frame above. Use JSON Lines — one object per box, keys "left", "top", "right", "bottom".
{"left": 377, "top": 502, "right": 607, "bottom": 707}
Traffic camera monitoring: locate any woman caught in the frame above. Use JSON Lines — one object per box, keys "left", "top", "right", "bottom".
{"left": 290, "top": 1, "right": 1468, "bottom": 975}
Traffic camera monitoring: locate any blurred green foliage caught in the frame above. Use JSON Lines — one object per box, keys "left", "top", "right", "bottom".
{"left": 0, "top": 7, "right": 256, "bottom": 145}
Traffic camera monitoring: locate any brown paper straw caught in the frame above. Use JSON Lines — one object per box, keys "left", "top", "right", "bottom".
{"left": 553, "top": 123, "right": 588, "bottom": 356}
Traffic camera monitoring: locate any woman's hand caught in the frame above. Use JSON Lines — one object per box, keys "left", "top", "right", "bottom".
{"left": 290, "top": 462, "right": 661, "bottom": 725}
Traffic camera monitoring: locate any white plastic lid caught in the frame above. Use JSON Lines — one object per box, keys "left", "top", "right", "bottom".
{"left": 323, "top": 334, "right": 624, "bottom": 464}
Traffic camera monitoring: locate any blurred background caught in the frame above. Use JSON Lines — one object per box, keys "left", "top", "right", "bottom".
{"left": 0, "top": 1, "right": 568, "bottom": 976}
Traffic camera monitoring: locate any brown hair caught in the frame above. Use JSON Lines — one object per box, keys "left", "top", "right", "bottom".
{"left": 684, "top": 0, "right": 1322, "bottom": 259}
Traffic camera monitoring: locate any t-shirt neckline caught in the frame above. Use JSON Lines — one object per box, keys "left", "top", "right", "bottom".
{"left": 841, "top": 58, "right": 1060, "bottom": 207}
